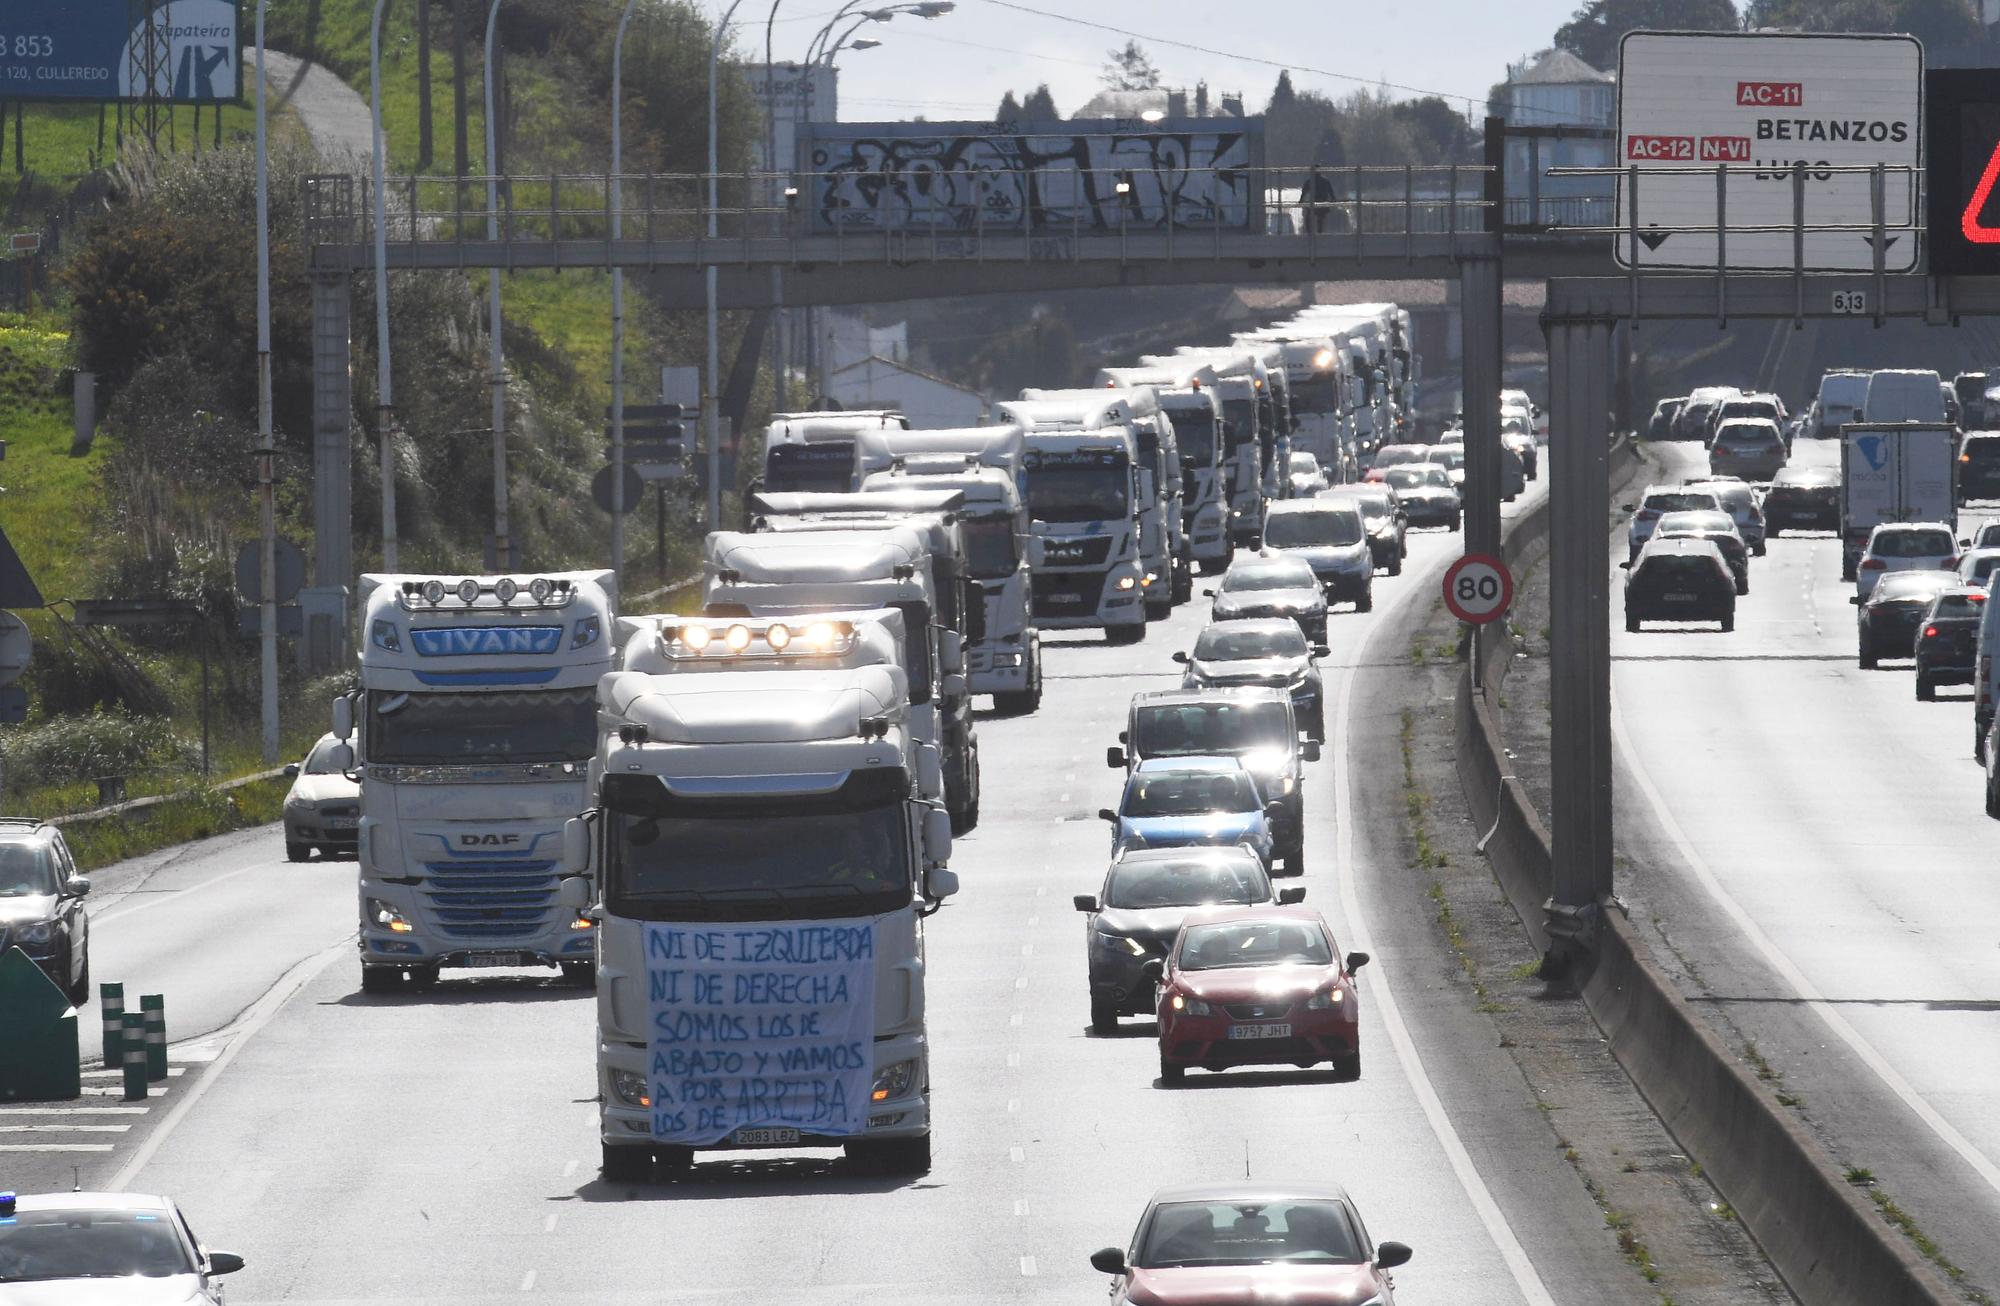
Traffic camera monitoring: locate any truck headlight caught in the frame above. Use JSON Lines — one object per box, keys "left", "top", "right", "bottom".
{"left": 1116, "top": 575, "right": 1138, "bottom": 591}
{"left": 365, "top": 898, "right": 414, "bottom": 934}
{"left": 871, "top": 1058, "right": 918, "bottom": 1103}
{"left": 610, "top": 1070, "right": 651, "bottom": 1108}
{"left": 992, "top": 651, "right": 1023, "bottom": 668}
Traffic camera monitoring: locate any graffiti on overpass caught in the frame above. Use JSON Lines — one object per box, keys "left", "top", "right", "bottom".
{"left": 806, "top": 130, "right": 1256, "bottom": 233}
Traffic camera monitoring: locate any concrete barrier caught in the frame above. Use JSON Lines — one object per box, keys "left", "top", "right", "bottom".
{"left": 1453, "top": 437, "right": 1955, "bottom": 1306}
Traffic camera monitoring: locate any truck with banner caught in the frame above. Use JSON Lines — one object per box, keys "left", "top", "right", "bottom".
{"left": 333, "top": 571, "right": 616, "bottom": 992}
{"left": 571, "top": 662, "right": 956, "bottom": 1179}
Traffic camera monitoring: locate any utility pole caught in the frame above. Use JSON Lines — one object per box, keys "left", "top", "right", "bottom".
{"left": 255, "top": 0, "right": 280, "bottom": 763}
{"left": 370, "top": 0, "right": 400, "bottom": 570}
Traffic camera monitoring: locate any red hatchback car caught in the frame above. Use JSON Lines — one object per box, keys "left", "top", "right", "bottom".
{"left": 1150, "top": 904, "right": 1368, "bottom": 1084}
{"left": 1090, "top": 1182, "right": 1412, "bottom": 1306}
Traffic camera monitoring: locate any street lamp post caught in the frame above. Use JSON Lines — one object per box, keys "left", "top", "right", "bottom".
{"left": 707, "top": 0, "right": 751, "bottom": 534}
{"left": 764, "top": 1, "right": 789, "bottom": 413}
{"left": 609, "top": 0, "right": 638, "bottom": 580}
{"left": 254, "top": 0, "right": 278, "bottom": 763}
{"left": 369, "top": 0, "right": 398, "bottom": 570}
{"left": 484, "top": 0, "right": 510, "bottom": 570}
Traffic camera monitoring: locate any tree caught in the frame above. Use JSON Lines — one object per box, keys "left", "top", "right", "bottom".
{"left": 451, "top": 0, "right": 469, "bottom": 177}
{"left": 994, "top": 89, "right": 1023, "bottom": 123}
{"left": 1022, "top": 83, "right": 1059, "bottom": 120}
{"left": 1743, "top": 0, "right": 1977, "bottom": 50}
{"left": 1269, "top": 70, "right": 1297, "bottom": 115}
{"left": 1554, "top": 0, "right": 1740, "bottom": 70}
{"left": 1100, "top": 40, "right": 1161, "bottom": 92}
{"left": 416, "top": 0, "right": 434, "bottom": 171}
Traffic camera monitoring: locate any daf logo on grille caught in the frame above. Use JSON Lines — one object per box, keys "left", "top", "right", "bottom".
{"left": 460, "top": 833, "right": 523, "bottom": 847}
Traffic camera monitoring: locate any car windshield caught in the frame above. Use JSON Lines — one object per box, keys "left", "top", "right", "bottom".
{"left": 959, "top": 514, "right": 1018, "bottom": 580}
{"left": 1872, "top": 573, "right": 1953, "bottom": 602}
{"left": 302, "top": 737, "right": 346, "bottom": 774}
{"left": 1024, "top": 458, "right": 1130, "bottom": 523}
{"left": 0, "top": 842, "right": 58, "bottom": 897}
{"left": 1177, "top": 918, "right": 1334, "bottom": 971}
{"left": 1965, "top": 555, "right": 2000, "bottom": 584}
{"left": 1643, "top": 491, "right": 1719, "bottom": 513}
{"left": 1169, "top": 408, "right": 1217, "bottom": 466}
{"left": 1195, "top": 625, "right": 1308, "bottom": 660}
{"left": 1384, "top": 466, "right": 1450, "bottom": 491}
{"left": 365, "top": 687, "right": 597, "bottom": 766}
{"left": 0, "top": 1207, "right": 195, "bottom": 1281}
{"left": 1370, "top": 447, "right": 1422, "bottom": 468}
{"left": 1221, "top": 561, "right": 1318, "bottom": 593}
{"left": 1106, "top": 857, "right": 1270, "bottom": 910}
{"left": 1424, "top": 446, "right": 1466, "bottom": 470}
{"left": 1123, "top": 769, "right": 1260, "bottom": 818}
{"left": 1637, "top": 554, "right": 1721, "bottom": 584}
{"left": 1871, "top": 529, "right": 1954, "bottom": 558}
{"left": 1691, "top": 485, "right": 1752, "bottom": 513}
{"left": 1964, "top": 439, "right": 2000, "bottom": 465}
{"left": 1772, "top": 470, "right": 1835, "bottom": 487}
{"left": 1134, "top": 701, "right": 1293, "bottom": 757}
{"left": 1288, "top": 454, "right": 1320, "bottom": 476}
{"left": 1721, "top": 402, "right": 1778, "bottom": 421}
{"left": 1716, "top": 425, "right": 1778, "bottom": 448}
{"left": 1931, "top": 593, "right": 1987, "bottom": 619}
{"left": 1657, "top": 511, "right": 1736, "bottom": 536}
{"left": 1137, "top": 1199, "right": 1364, "bottom": 1268}
{"left": 1263, "top": 509, "right": 1363, "bottom": 548}
{"left": 764, "top": 442, "right": 855, "bottom": 493}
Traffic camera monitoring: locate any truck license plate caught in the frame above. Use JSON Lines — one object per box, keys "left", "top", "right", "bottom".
{"left": 460, "top": 951, "right": 528, "bottom": 968}
{"left": 731, "top": 1127, "right": 800, "bottom": 1146}
{"left": 1228, "top": 1022, "right": 1292, "bottom": 1040}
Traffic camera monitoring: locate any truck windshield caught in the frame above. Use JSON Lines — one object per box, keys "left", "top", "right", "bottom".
{"left": 1024, "top": 463, "right": 1130, "bottom": 522}
{"left": 366, "top": 688, "right": 596, "bottom": 766}
{"left": 765, "top": 442, "right": 855, "bottom": 493}
{"left": 1134, "top": 701, "right": 1292, "bottom": 757}
{"left": 1293, "top": 375, "right": 1340, "bottom": 416}
{"left": 960, "top": 515, "right": 1018, "bottom": 579}
{"left": 1222, "top": 399, "right": 1256, "bottom": 450}
{"left": 604, "top": 796, "right": 912, "bottom": 923}
{"left": 1169, "top": 408, "right": 1217, "bottom": 467}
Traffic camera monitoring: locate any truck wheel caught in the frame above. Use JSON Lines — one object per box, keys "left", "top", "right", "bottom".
{"left": 1332, "top": 1052, "right": 1361, "bottom": 1083}
{"left": 286, "top": 841, "right": 310, "bottom": 863}
{"left": 1090, "top": 996, "right": 1119, "bottom": 1036}
{"left": 560, "top": 961, "right": 597, "bottom": 987}
{"left": 847, "top": 1134, "right": 931, "bottom": 1176}
{"left": 1449, "top": 513, "right": 1462, "bottom": 533}
{"left": 406, "top": 963, "right": 441, "bottom": 991}
{"left": 601, "top": 1143, "right": 652, "bottom": 1183}
{"left": 1158, "top": 1055, "right": 1185, "bottom": 1086}
{"left": 360, "top": 966, "right": 402, "bottom": 995}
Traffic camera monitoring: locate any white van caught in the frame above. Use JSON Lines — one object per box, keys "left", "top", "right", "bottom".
{"left": 1813, "top": 371, "right": 1871, "bottom": 439}
{"left": 1863, "top": 369, "right": 1947, "bottom": 425}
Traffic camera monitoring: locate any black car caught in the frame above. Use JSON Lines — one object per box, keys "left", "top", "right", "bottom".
{"left": 1647, "top": 397, "right": 1687, "bottom": 442}
{"left": 1959, "top": 431, "right": 2000, "bottom": 505}
{"left": 1914, "top": 587, "right": 1986, "bottom": 699}
{"left": 1376, "top": 464, "right": 1461, "bottom": 530}
{"left": 0, "top": 819, "right": 91, "bottom": 1005}
{"left": 1075, "top": 846, "right": 1301, "bottom": 1034}
{"left": 1623, "top": 538, "right": 1736, "bottom": 631}
{"left": 1653, "top": 509, "right": 1750, "bottom": 595}
{"left": 1764, "top": 466, "right": 1840, "bottom": 535}
{"left": 1854, "top": 569, "right": 1958, "bottom": 669}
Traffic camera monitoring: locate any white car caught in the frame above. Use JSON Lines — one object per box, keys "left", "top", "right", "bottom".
{"left": 0, "top": 1190, "right": 244, "bottom": 1303}
{"left": 282, "top": 733, "right": 362, "bottom": 862}
{"left": 1285, "top": 452, "right": 1329, "bottom": 498}
{"left": 1626, "top": 484, "right": 1722, "bottom": 561}
{"left": 1856, "top": 522, "right": 1960, "bottom": 601}
{"left": 1960, "top": 547, "right": 2000, "bottom": 588}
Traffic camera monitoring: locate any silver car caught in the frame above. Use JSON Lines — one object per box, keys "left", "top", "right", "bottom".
{"left": 0, "top": 1189, "right": 245, "bottom": 1303}
{"left": 1259, "top": 500, "right": 1374, "bottom": 611}
{"left": 1175, "top": 619, "right": 1329, "bottom": 741}
{"left": 1208, "top": 555, "right": 1328, "bottom": 643}
{"left": 282, "top": 733, "right": 361, "bottom": 862}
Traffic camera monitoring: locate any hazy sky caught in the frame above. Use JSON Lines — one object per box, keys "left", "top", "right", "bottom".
{"left": 750, "top": 0, "right": 1589, "bottom": 124}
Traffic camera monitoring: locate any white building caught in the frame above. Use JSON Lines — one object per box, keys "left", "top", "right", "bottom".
{"left": 1503, "top": 48, "right": 1616, "bottom": 229}
{"left": 825, "top": 356, "right": 989, "bottom": 429}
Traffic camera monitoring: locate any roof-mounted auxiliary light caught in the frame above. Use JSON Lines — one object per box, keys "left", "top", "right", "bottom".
{"left": 456, "top": 578, "right": 481, "bottom": 604}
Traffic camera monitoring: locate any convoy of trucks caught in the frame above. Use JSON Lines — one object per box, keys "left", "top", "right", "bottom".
{"left": 334, "top": 299, "right": 1421, "bottom": 1178}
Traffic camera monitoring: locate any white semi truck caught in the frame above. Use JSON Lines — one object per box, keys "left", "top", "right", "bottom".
{"left": 704, "top": 526, "right": 982, "bottom": 831}
{"left": 1236, "top": 328, "right": 1352, "bottom": 480}
{"left": 1156, "top": 349, "right": 1270, "bottom": 547}
{"left": 337, "top": 570, "right": 616, "bottom": 992}
{"left": 575, "top": 662, "right": 956, "bottom": 1180}
{"left": 1097, "top": 361, "right": 1231, "bottom": 573}
{"left": 757, "top": 410, "right": 908, "bottom": 494}
{"left": 854, "top": 427, "right": 1043, "bottom": 713}
{"left": 997, "top": 396, "right": 1149, "bottom": 643}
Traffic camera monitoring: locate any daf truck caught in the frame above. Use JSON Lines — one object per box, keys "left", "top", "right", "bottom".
{"left": 704, "top": 526, "right": 982, "bottom": 831}
{"left": 998, "top": 397, "right": 1149, "bottom": 643}
{"left": 1097, "top": 362, "right": 1230, "bottom": 574}
{"left": 336, "top": 570, "right": 616, "bottom": 993}
{"left": 575, "top": 662, "right": 956, "bottom": 1180}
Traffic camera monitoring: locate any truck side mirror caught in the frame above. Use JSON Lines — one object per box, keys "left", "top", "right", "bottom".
{"left": 1105, "top": 745, "right": 1127, "bottom": 769}
{"left": 939, "top": 629, "right": 965, "bottom": 675}
{"left": 1848, "top": 595, "right": 1861, "bottom": 605}
{"left": 331, "top": 695, "right": 354, "bottom": 741}
{"left": 562, "top": 816, "right": 592, "bottom": 875}
{"left": 1073, "top": 894, "right": 1099, "bottom": 913}
{"left": 917, "top": 745, "right": 945, "bottom": 802}
{"left": 925, "top": 865, "right": 960, "bottom": 901}
{"left": 924, "top": 806, "right": 954, "bottom": 867}
{"left": 1278, "top": 886, "right": 1306, "bottom": 905}
{"left": 1023, "top": 536, "right": 1045, "bottom": 569}
{"left": 942, "top": 672, "right": 968, "bottom": 700}
{"left": 556, "top": 876, "right": 592, "bottom": 912}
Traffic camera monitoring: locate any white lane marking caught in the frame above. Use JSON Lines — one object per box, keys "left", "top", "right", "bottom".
{"left": 0, "top": 1143, "right": 115, "bottom": 1152}
{"left": 561, "top": 1158, "right": 579, "bottom": 1180}
{"left": 1009, "top": 1012, "right": 1023, "bottom": 1027}
{"left": 543, "top": 1213, "right": 559, "bottom": 1234}
{"left": 1005, "top": 1052, "right": 1020, "bottom": 1068}
{"left": 1006, "top": 1098, "right": 1020, "bottom": 1114}
{"left": 0, "top": 1106, "right": 148, "bottom": 1115}
{"left": 1014, "top": 976, "right": 1028, "bottom": 990}
{"left": 0, "top": 1124, "right": 129, "bottom": 1133}
{"left": 1009, "top": 1145, "right": 1025, "bottom": 1163}
{"left": 1020, "top": 943, "right": 1034, "bottom": 957}
{"left": 1331, "top": 546, "right": 1559, "bottom": 1306}
{"left": 519, "top": 1269, "right": 538, "bottom": 1291}
{"left": 1019, "top": 1255, "right": 1038, "bottom": 1277}
{"left": 82, "top": 1067, "right": 183, "bottom": 1080}
{"left": 93, "top": 864, "right": 263, "bottom": 927}
{"left": 82, "top": 1086, "right": 168, "bottom": 1098}
{"left": 1611, "top": 682, "right": 2000, "bottom": 1199}
{"left": 1013, "top": 1199, "right": 1030, "bottom": 1216}
{"left": 110, "top": 939, "right": 349, "bottom": 1192}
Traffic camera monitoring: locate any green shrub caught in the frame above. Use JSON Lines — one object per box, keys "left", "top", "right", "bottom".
{"left": 0, "top": 710, "right": 198, "bottom": 791}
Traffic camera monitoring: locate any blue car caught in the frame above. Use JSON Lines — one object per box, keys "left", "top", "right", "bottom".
{"left": 1098, "top": 756, "right": 1277, "bottom": 869}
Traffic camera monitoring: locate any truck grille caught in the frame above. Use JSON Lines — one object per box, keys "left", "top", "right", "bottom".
{"left": 421, "top": 858, "right": 558, "bottom": 939}
{"left": 1032, "top": 574, "right": 1100, "bottom": 614}
{"left": 1040, "top": 537, "right": 1113, "bottom": 567}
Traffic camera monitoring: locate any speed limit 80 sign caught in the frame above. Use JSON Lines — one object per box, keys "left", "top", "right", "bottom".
{"left": 1442, "top": 553, "right": 1514, "bottom": 625}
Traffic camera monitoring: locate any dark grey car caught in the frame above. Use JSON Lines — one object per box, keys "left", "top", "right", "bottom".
{"left": 1175, "top": 619, "right": 1329, "bottom": 742}
{"left": 1075, "top": 846, "right": 1301, "bottom": 1034}
{"left": 0, "top": 819, "right": 91, "bottom": 1005}
{"left": 1208, "top": 555, "right": 1329, "bottom": 644}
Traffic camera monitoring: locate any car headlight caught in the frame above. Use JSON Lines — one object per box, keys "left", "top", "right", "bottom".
{"left": 1306, "top": 987, "right": 1345, "bottom": 1010}
{"left": 365, "top": 898, "right": 414, "bottom": 934}
{"left": 14, "top": 921, "right": 55, "bottom": 945}
{"left": 1096, "top": 930, "right": 1150, "bottom": 957}
{"left": 871, "top": 1058, "right": 918, "bottom": 1103}
{"left": 1169, "top": 992, "right": 1212, "bottom": 1016}
{"left": 285, "top": 796, "right": 312, "bottom": 812}
{"left": 610, "top": 1070, "right": 651, "bottom": 1108}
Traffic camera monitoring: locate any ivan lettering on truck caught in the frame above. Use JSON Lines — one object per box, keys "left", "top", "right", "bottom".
{"left": 334, "top": 571, "right": 615, "bottom": 993}
{"left": 573, "top": 661, "right": 957, "bottom": 1180}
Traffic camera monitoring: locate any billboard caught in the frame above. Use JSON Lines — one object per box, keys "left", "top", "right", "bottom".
{"left": 0, "top": 0, "right": 243, "bottom": 104}
{"left": 799, "top": 118, "right": 1263, "bottom": 234}
{"left": 1615, "top": 31, "right": 1921, "bottom": 272}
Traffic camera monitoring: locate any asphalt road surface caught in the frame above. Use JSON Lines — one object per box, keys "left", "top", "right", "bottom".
{"left": 1611, "top": 437, "right": 2000, "bottom": 1297}
{"left": 6, "top": 473, "right": 1677, "bottom": 1303}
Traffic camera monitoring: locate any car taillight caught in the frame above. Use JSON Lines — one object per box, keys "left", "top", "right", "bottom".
{"left": 1925, "top": 625, "right": 1940, "bottom": 638}
{"left": 1860, "top": 558, "right": 1886, "bottom": 570}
